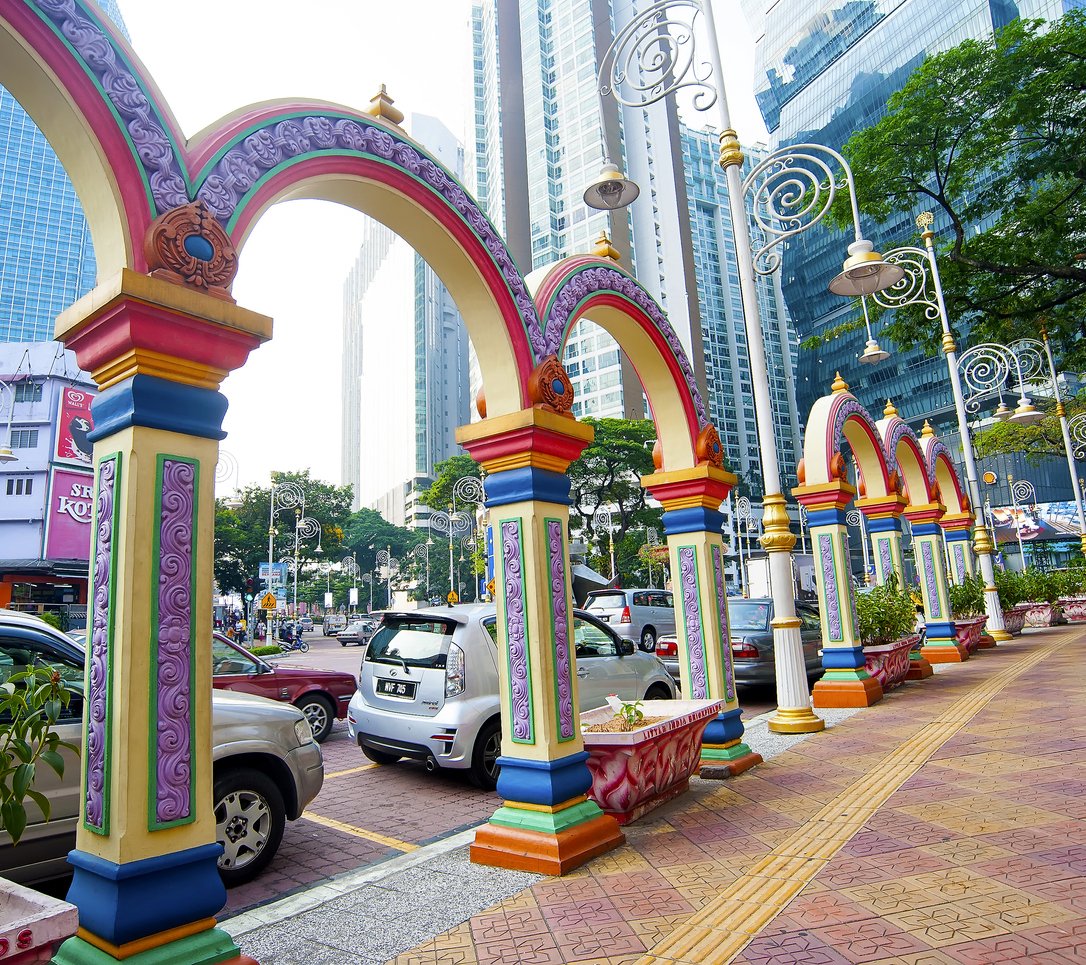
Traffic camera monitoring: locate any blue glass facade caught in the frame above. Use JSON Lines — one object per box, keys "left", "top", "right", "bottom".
{"left": 743, "top": 0, "right": 1083, "bottom": 434}
{"left": 0, "top": 0, "right": 127, "bottom": 343}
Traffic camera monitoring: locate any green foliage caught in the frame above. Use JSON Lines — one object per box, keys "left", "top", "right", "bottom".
{"left": 1019, "top": 567, "right": 1059, "bottom": 604}
{"left": 0, "top": 667, "right": 77, "bottom": 845}
{"left": 617, "top": 699, "right": 645, "bottom": 727}
{"left": 36, "top": 612, "right": 62, "bottom": 631}
{"left": 855, "top": 578, "right": 917, "bottom": 646}
{"left": 1054, "top": 566, "right": 1086, "bottom": 598}
{"left": 249, "top": 645, "right": 283, "bottom": 657}
{"left": 417, "top": 456, "right": 482, "bottom": 513}
{"left": 973, "top": 392, "right": 1086, "bottom": 462}
{"left": 947, "top": 574, "right": 986, "bottom": 617}
{"left": 839, "top": 11, "right": 1086, "bottom": 366}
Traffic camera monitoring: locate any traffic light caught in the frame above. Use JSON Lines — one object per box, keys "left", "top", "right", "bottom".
{"left": 246, "top": 577, "right": 254, "bottom": 592}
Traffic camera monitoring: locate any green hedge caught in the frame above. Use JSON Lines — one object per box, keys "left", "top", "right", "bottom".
{"left": 249, "top": 645, "right": 283, "bottom": 657}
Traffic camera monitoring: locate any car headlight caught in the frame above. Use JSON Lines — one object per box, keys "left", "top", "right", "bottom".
{"left": 294, "top": 717, "right": 314, "bottom": 746}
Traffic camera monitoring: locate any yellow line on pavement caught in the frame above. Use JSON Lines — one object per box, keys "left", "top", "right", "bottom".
{"left": 301, "top": 811, "right": 420, "bottom": 853}
{"left": 642, "top": 639, "right": 1067, "bottom": 965}
{"left": 325, "top": 763, "right": 378, "bottom": 778}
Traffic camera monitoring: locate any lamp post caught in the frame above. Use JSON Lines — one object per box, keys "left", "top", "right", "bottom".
{"left": 798, "top": 505, "right": 808, "bottom": 555}
{"left": 845, "top": 509, "right": 871, "bottom": 582}
{"left": 375, "top": 547, "right": 397, "bottom": 608}
{"left": 429, "top": 510, "right": 471, "bottom": 597}
{"left": 361, "top": 572, "right": 373, "bottom": 613}
{"left": 593, "top": 1, "right": 902, "bottom": 733}
{"left": 734, "top": 495, "right": 753, "bottom": 597}
{"left": 1007, "top": 474, "right": 1037, "bottom": 571}
{"left": 342, "top": 555, "right": 360, "bottom": 615}
{"left": 453, "top": 477, "right": 485, "bottom": 599}
{"left": 267, "top": 481, "right": 303, "bottom": 608}
{"left": 642, "top": 527, "right": 661, "bottom": 588}
{"left": 0, "top": 379, "right": 16, "bottom": 463}
{"left": 461, "top": 535, "right": 480, "bottom": 600}
{"left": 593, "top": 509, "right": 617, "bottom": 583}
{"left": 215, "top": 449, "right": 242, "bottom": 509}
{"left": 410, "top": 541, "right": 432, "bottom": 601}
{"left": 871, "top": 214, "right": 1010, "bottom": 639}
{"left": 291, "top": 511, "right": 321, "bottom": 618}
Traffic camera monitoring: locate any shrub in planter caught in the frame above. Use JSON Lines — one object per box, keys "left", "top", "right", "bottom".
{"left": 948, "top": 575, "right": 986, "bottom": 618}
{"left": 249, "top": 644, "right": 283, "bottom": 657}
{"left": 855, "top": 580, "right": 916, "bottom": 646}
{"left": 994, "top": 568, "right": 1026, "bottom": 608}
{"left": 1020, "top": 567, "right": 1059, "bottom": 604}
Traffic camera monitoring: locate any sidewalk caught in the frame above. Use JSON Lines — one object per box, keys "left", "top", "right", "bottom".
{"left": 224, "top": 626, "right": 1086, "bottom": 964}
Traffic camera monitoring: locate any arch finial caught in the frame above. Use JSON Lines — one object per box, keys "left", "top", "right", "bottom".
{"left": 883, "top": 398, "right": 898, "bottom": 418}
{"left": 366, "top": 84, "right": 405, "bottom": 126}
{"left": 592, "top": 232, "right": 621, "bottom": 261}
{"left": 921, "top": 420, "right": 935, "bottom": 438}
{"left": 831, "top": 371, "right": 850, "bottom": 394}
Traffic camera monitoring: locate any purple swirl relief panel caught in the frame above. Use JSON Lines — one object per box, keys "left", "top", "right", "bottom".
{"left": 711, "top": 545, "right": 734, "bottom": 701}
{"left": 85, "top": 455, "right": 118, "bottom": 833}
{"left": 154, "top": 459, "right": 196, "bottom": 825}
{"left": 679, "top": 548, "right": 708, "bottom": 699}
{"left": 501, "top": 520, "right": 533, "bottom": 742}
{"left": 546, "top": 520, "right": 575, "bottom": 741}
{"left": 819, "top": 533, "right": 843, "bottom": 641}
{"left": 879, "top": 538, "right": 894, "bottom": 583}
{"left": 954, "top": 544, "right": 967, "bottom": 583}
{"left": 921, "top": 542, "right": 943, "bottom": 618}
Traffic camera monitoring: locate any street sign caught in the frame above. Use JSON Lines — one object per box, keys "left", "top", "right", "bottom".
{"left": 244, "top": 593, "right": 253, "bottom": 602}
{"left": 446, "top": 590, "right": 459, "bottom": 606}
{"left": 260, "top": 592, "right": 277, "bottom": 610}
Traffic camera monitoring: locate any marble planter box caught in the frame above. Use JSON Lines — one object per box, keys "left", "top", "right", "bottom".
{"left": 0, "top": 879, "right": 78, "bottom": 964}
{"left": 954, "top": 616, "right": 988, "bottom": 654}
{"left": 863, "top": 633, "right": 919, "bottom": 692}
{"left": 582, "top": 699, "right": 723, "bottom": 825}
{"left": 1003, "top": 605, "right": 1028, "bottom": 636}
{"left": 1059, "top": 596, "right": 1086, "bottom": 623}
{"left": 1023, "top": 602, "right": 1062, "bottom": 628}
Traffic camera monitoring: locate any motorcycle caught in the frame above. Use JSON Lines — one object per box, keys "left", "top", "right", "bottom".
{"left": 281, "top": 633, "right": 310, "bottom": 653}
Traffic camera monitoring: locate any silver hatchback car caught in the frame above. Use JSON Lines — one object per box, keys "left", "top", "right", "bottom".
{"left": 584, "top": 588, "right": 676, "bottom": 651}
{"left": 347, "top": 604, "right": 676, "bottom": 789}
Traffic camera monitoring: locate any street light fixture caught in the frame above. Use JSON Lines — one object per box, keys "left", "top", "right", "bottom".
{"left": 410, "top": 542, "right": 432, "bottom": 600}
{"left": 375, "top": 547, "right": 397, "bottom": 608}
{"left": 216, "top": 450, "right": 242, "bottom": 509}
{"left": 593, "top": 509, "right": 617, "bottom": 583}
{"left": 267, "top": 481, "right": 304, "bottom": 611}
{"left": 734, "top": 496, "right": 753, "bottom": 597}
{"left": 857, "top": 297, "right": 890, "bottom": 365}
{"left": 292, "top": 510, "right": 321, "bottom": 618}
{"left": 429, "top": 510, "right": 471, "bottom": 597}
{"left": 1008, "top": 474, "right": 1037, "bottom": 570}
{"left": 0, "top": 380, "right": 17, "bottom": 464}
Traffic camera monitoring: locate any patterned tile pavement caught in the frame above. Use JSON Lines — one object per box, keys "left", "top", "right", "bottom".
{"left": 389, "top": 626, "right": 1086, "bottom": 965}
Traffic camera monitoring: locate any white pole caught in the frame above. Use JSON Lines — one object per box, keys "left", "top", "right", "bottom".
{"left": 1041, "top": 327, "right": 1086, "bottom": 556}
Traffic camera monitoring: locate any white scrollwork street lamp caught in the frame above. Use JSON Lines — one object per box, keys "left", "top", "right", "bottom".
{"left": 410, "top": 541, "right": 432, "bottom": 601}
{"left": 844, "top": 509, "right": 871, "bottom": 582}
{"left": 267, "top": 481, "right": 304, "bottom": 608}
{"left": 374, "top": 548, "right": 397, "bottom": 609}
{"left": 342, "top": 555, "right": 360, "bottom": 614}
{"left": 642, "top": 527, "right": 661, "bottom": 588}
{"left": 593, "top": 509, "right": 617, "bottom": 582}
{"left": 361, "top": 571, "right": 374, "bottom": 613}
{"left": 292, "top": 511, "right": 321, "bottom": 617}
{"left": 1008, "top": 474, "right": 1037, "bottom": 570}
{"left": 798, "top": 505, "right": 809, "bottom": 555}
{"left": 429, "top": 510, "right": 472, "bottom": 597}
{"left": 734, "top": 495, "right": 753, "bottom": 597}
{"left": 216, "top": 450, "right": 242, "bottom": 509}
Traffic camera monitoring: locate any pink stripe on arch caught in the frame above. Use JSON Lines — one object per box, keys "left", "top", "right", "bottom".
{"left": 227, "top": 155, "right": 536, "bottom": 404}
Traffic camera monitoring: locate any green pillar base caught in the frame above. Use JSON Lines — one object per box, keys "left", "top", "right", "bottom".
{"left": 53, "top": 928, "right": 249, "bottom": 965}
{"left": 698, "top": 741, "right": 763, "bottom": 780}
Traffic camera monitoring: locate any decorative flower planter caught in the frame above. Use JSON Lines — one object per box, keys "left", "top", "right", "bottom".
{"left": 1059, "top": 596, "right": 1086, "bottom": 623}
{"left": 581, "top": 699, "right": 723, "bottom": 825}
{"left": 1023, "top": 602, "right": 1062, "bottom": 628}
{"left": 0, "top": 879, "right": 78, "bottom": 964}
{"left": 953, "top": 616, "right": 988, "bottom": 654}
{"left": 1002, "top": 604, "right": 1029, "bottom": 636}
{"left": 862, "top": 633, "right": 918, "bottom": 692}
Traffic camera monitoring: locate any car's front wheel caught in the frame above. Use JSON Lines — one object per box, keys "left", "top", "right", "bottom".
{"left": 214, "top": 768, "right": 285, "bottom": 886}
{"left": 644, "top": 683, "right": 672, "bottom": 701}
{"left": 295, "top": 694, "right": 335, "bottom": 743}
{"left": 470, "top": 719, "right": 502, "bottom": 790}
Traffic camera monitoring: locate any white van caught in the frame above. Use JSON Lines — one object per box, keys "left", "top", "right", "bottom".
{"left": 323, "top": 614, "right": 347, "bottom": 636}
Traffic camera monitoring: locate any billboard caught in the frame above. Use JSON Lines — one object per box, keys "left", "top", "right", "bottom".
{"left": 43, "top": 468, "right": 95, "bottom": 560}
{"left": 54, "top": 386, "right": 95, "bottom": 467}
{"left": 988, "top": 500, "right": 1082, "bottom": 543}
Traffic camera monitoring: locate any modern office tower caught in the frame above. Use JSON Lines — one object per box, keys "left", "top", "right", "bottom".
{"left": 681, "top": 127, "right": 803, "bottom": 491}
{"left": 0, "top": 0, "right": 128, "bottom": 343}
{"left": 741, "top": 0, "right": 1083, "bottom": 428}
{"left": 341, "top": 116, "right": 471, "bottom": 523}
{"left": 469, "top": 0, "right": 706, "bottom": 421}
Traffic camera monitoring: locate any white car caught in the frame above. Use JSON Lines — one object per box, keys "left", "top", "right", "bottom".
{"left": 347, "top": 604, "right": 676, "bottom": 789}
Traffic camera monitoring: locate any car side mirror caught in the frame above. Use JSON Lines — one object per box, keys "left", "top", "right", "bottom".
{"left": 619, "top": 640, "right": 635, "bottom": 657}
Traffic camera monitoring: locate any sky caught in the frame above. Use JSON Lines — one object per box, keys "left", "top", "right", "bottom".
{"left": 117, "top": 1, "right": 767, "bottom": 496}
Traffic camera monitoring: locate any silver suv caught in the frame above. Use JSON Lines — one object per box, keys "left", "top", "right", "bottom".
{"left": 347, "top": 604, "right": 676, "bottom": 789}
{"left": 0, "top": 609, "right": 325, "bottom": 886}
{"left": 584, "top": 588, "right": 676, "bottom": 652}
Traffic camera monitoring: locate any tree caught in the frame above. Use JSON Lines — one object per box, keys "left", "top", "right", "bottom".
{"left": 417, "top": 455, "right": 482, "bottom": 512}
{"left": 971, "top": 391, "right": 1086, "bottom": 463}
{"left": 840, "top": 12, "right": 1086, "bottom": 366}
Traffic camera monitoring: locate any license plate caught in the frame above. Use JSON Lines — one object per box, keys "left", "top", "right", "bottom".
{"left": 376, "top": 678, "right": 417, "bottom": 699}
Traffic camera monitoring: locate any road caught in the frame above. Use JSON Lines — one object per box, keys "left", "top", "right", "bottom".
{"left": 221, "top": 631, "right": 779, "bottom": 916}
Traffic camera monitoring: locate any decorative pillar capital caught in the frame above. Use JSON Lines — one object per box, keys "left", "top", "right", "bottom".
{"left": 641, "top": 464, "right": 737, "bottom": 511}
{"left": 759, "top": 493, "right": 796, "bottom": 553}
{"left": 904, "top": 502, "right": 947, "bottom": 530}
{"left": 457, "top": 408, "right": 593, "bottom": 476}
{"left": 940, "top": 511, "right": 975, "bottom": 533}
{"left": 793, "top": 480, "right": 856, "bottom": 514}
{"left": 855, "top": 493, "right": 909, "bottom": 520}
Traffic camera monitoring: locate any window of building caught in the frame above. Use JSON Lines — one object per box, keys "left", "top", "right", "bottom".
{"left": 14, "top": 381, "right": 43, "bottom": 403}
{"left": 10, "top": 429, "right": 38, "bottom": 449}
{"left": 5, "top": 477, "right": 33, "bottom": 496}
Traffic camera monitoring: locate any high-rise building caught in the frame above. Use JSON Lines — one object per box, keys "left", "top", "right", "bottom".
{"left": 0, "top": 0, "right": 128, "bottom": 343}
{"left": 741, "top": 0, "right": 1083, "bottom": 428}
{"left": 341, "top": 116, "right": 471, "bottom": 523}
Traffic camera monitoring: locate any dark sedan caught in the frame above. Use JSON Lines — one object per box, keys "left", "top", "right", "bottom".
{"left": 655, "top": 598, "right": 824, "bottom": 687}
{"left": 211, "top": 633, "right": 356, "bottom": 742}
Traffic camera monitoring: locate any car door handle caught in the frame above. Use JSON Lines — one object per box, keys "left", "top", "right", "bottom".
{"left": 576, "top": 668, "right": 590, "bottom": 677}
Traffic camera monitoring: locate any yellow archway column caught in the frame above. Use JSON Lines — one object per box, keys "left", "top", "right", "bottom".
{"left": 51, "top": 269, "right": 270, "bottom": 965}
{"left": 941, "top": 511, "right": 976, "bottom": 584}
{"left": 458, "top": 408, "right": 625, "bottom": 875}
{"left": 794, "top": 481, "right": 884, "bottom": 709}
{"left": 643, "top": 466, "right": 762, "bottom": 777}
{"left": 906, "top": 503, "right": 968, "bottom": 663}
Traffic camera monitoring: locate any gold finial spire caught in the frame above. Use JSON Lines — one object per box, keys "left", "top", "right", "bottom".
{"left": 831, "top": 372, "right": 850, "bottom": 394}
{"left": 592, "top": 231, "right": 621, "bottom": 262}
{"left": 883, "top": 399, "right": 898, "bottom": 418}
{"left": 366, "top": 84, "right": 405, "bottom": 126}
{"left": 921, "top": 420, "right": 935, "bottom": 438}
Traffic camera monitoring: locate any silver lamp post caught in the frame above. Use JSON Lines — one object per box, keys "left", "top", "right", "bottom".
{"left": 429, "top": 510, "right": 472, "bottom": 597}
{"left": 642, "top": 527, "right": 661, "bottom": 588}
{"left": 1007, "top": 474, "right": 1037, "bottom": 571}
{"left": 375, "top": 548, "right": 397, "bottom": 609}
{"left": 410, "top": 542, "right": 432, "bottom": 600}
{"left": 593, "top": 0, "right": 903, "bottom": 734}
{"left": 593, "top": 509, "right": 617, "bottom": 582}
{"left": 798, "top": 505, "right": 808, "bottom": 555}
{"left": 0, "top": 379, "right": 17, "bottom": 464}
{"left": 844, "top": 509, "right": 871, "bottom": 582}
{"left": 342, "top": 555, "right": 360, "bottom": 615}
{"left": 361, "top": 571, "right": 373, "bottom": 613}
{"left": 461, "top": 535, "right": 480, "bottom": 600}
{"left": 452, "top": 477, "right": 486, "bottom": 600}
{"left": 291, "top": 511, "right": 321, "bottom": 618}
{"left": 267, "top": 481, "right": 304, "bottom": 610}
{"left": 871, "top": 214, "right": 1009, "bottom": 638}
{"left": 734, "top": 495, "right": 753, "bottom": 597}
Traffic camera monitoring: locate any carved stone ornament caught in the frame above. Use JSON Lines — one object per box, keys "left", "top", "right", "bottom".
{"left": 829, "top": 451, "right": 847, "bottom": 481}
{"left": 527, "top": 355, "right": 574, "bottom": 416}
{"left": 652, "top": 438, "right": 663, "bottom": 471}
{"left": 695, "top": 423, "right": 725, "bottom": 469}
{"left": 796, "top": 458, "right": 806, "bottom": 485}
{"left": 143, "top": 201, "right": 239, "bottom": 301}
{"left": 475, "top": 387, "right": 487, "bottom": 420}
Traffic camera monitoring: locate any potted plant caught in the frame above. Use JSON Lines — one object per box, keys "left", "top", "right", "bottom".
{"left": 580, "top": 696, "right": 723, "bottom": 825}
{"left": 855, "top": 580, "right": 920, "bottom": 690}
{"left": 947, "top": 575, "right": 990, "bottom": 652}
{"left": 1056, "top": 565, "right": 1086, "bottom": 623}
{"left": 994, "top": 568, "right": 1029, "bottom": 635}
{"left": 1019, "top": 567, "right": 1063, "bottom": 627}
{"left": 1, "top": 667, "right": 80, "bottom": 962}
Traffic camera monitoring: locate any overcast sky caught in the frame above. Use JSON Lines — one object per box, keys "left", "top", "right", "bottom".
{"left": 117, "top": 1, "right": 766, "bottom": 495}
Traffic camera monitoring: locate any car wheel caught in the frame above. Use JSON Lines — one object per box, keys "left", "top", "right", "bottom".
{"left": 644, "top": 683, "right": 672, "bottom": 701}
{"left": 361, "top": 745, "right": 402, "bottom": 766}
{"left": 295, "top": 694, "right": 335, "bottom": 743}
{"left": 214, "top": 768, "right": 285, "bottom": 887}
{"left": 470, "top": 719, "right": 502, "bottom": 791}
{"left": 640, "top": 627, "right": 657, "bottom": 651}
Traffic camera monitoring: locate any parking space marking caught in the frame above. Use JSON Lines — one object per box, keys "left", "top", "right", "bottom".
{"left": 301, "top": 811, "right": 420, "bottom": 853}
{"left": 325, "top": 763, "right": 378, "bottom": 778}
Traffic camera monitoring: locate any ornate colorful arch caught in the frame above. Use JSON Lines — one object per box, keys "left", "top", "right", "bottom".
{"left": 923, "top": 432, "right": 969, "bottom": 515}
{"left": 877, "top": 402, "right": 935, "bottom": 508}
{"left": 531, "top": 255, "right": 707, "bottom": 471}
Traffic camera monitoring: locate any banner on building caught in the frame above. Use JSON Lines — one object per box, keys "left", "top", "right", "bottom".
{"left": 989, "top": 500, "right": 1081, "bottom": 543}
{"left": 54, "top": 386, "right": 95, "bottom": 467}
{"left": 43, "top": 468, "right": 95, "bottom": 560}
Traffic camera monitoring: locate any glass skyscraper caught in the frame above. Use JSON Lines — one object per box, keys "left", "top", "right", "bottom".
{"left": 0, "top": 0, "right": 128, "bottom": 343}
{"left": 741, "top": 0, "right": 1083, "bottom": 428}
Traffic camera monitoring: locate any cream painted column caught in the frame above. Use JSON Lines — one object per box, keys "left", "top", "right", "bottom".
{"left": 941, "top": 512, "right": 976, "bottom": 584}
{"left": 906, "top": 503, "right": 967, "bottom": 663}
{"left": 856, "top": 494, "right": 909, "bottom": 587}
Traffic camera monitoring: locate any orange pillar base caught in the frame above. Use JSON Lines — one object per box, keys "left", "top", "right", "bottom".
{"left": 921, "top": 643, "right": 969, "bottom": 663}
{"left": 470, "top": 813, "right": 625, "bottom": 876}
{"left": 977, "top": 633, "right": 997, "bottom": 649}
{"left": 906, "top": 656, "right": 934, "bottom": 680}
{"left": 698, "top": 750, "right": 763, "bottom": 780}
{"left": 812, "top": 675, "right": 884, "bottom": 708}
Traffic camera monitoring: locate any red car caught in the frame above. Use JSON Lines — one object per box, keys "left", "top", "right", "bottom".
{"left": 211, "top": 632, "right": 356, "bottom": 742}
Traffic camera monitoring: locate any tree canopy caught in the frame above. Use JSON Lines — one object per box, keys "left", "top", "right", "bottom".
{"left": 840, "top": 11, "right": 1086, "bottom": 365}
{"left": 972, "top": 391, "right": 1086, "bottom": 463}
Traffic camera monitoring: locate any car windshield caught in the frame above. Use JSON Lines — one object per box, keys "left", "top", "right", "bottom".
{"left": 366, "top": 619, "right": 454, "bottom": 669}
{"left": 728, "top": 601, "right": 771, "bottom": 632}
{"left": 586, "top": 592, "right": 626, "bottom": 610}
